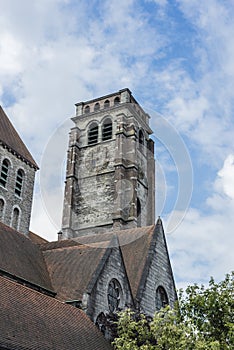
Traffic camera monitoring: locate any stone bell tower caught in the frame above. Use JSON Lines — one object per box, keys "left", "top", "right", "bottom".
{"left": 61, "top": 88, "right": 155, "bottom": 239}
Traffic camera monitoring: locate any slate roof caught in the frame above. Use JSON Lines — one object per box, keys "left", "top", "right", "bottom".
{"left": 41, "top": 224, "right": 158, "bottom": 302}
{"left": 0, "top": 222, "right": 53, "bottom": 293}
{"left": 42, "top": 243, "right": 108, "bottom": 300}
{"left": 0, "top": 106, "right": 38, "bottom": 169}
{"left": 0, "top": 275, "right": 112, "bottom": 350}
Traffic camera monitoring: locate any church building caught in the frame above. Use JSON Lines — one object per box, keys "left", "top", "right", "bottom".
{"left": 0, "top": 89, "right": 177, "bottom": 348}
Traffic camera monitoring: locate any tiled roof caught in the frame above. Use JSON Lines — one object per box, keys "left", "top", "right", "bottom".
{"left": 0, "top": 222, "right": 53, "bottom": 292}
{"left": 0, "top": 106, "right": 38, "bottom": 169}
{"left": 41, "top": 224, "right": 157, "bottom": 301}
{"left": 42, "top": 243, "right": 108, "bottom": 300}
{"left": 0, "top": 275, "right": 112, "bottom": 350}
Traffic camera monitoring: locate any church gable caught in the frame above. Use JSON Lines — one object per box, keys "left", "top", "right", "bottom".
{"left": 138, "top": 218, "right": 177, "bottom": 316}
{"left": 0, "top": 107, "right": 38, "bottom": 235}
{"left": 86, "top": 239, "right": 133, "bottom": 324}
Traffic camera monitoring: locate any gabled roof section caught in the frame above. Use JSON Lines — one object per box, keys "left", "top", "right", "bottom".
{"left": 41, "top": 225, "right": 157, "bottom": 302}
{"left": 0, "top": 106, "right": 38, "bottom": 169}
{"left": 42, "top": 241, "right": 108, "bottom": 301}
{"left": 118, "top": 225, "right": 155, "bottom": 300}
{"left": 0, "top": 222, "right": 53, "bottom": 293}
{"left": 0, "top": 276, "right": 112, "bottom": 350}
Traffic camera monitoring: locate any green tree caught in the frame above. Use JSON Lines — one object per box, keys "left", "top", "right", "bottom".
{"left": 113, "top": 272, "right": 234, "bottom": 349}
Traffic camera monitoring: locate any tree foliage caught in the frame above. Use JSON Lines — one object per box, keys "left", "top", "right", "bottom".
{"left": 113, "top": 272, "right": 234, "bottom": 349}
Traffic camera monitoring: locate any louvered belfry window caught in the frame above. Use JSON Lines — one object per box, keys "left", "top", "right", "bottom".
{"left": 0, "top": 159, "right": 9, "bottom": 187}
{"left": 88, "top": 123, "right": 99, "bottom": 145}
{"left": 15, "top": 169, "right": 24, "bottom": 196}
{"left": 102, "top": 119, "right": 112, "bottom": 141}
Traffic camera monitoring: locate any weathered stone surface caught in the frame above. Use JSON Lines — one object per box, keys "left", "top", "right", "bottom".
{"left": 0, "top": 146, "right": 36, "bottom": 235}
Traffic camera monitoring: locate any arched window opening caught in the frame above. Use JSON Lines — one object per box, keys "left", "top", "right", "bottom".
{"left": 156, "top": 286, "right": 168, "bottom": 310}
{"left": 12, "top": 207, "right": 20, "bottom": 230}
{"left": 102, "top": 119, "right": 112, "bottom": 141}
{"left": 0, "top": 159, "right": 10, "bottom": 188}
{"left": 107, "top": 279, "right": 122, "bottom": 313}
{"left": 139, "top": 130, "right": 144, "bottom": 145}
{"left": 114, "top": 96, "right": 120, "bottom": 105}
{"left": 15, "top": 169, "right": 24, "bottom": 197}
{"left": 84, "top": 105, "right": 90, "bottom": 114}
{"left": 88, "top": 123, "right": 99, "bottom": 145}
{"left": 95, "top": 313, "right": 106, "bottom": 336}
{"left": 0, "top": 198, "right": 5, "bottom": 220}
{"left": 137, "top": 198, "right": 141, "bottom": 227}
{"left": 94, "top": 102, "right": 100, "bottom": 111}
{"left": 104, "top": 100, "right": 110, "bottom": 109}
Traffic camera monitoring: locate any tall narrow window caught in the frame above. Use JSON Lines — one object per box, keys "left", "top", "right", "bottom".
{"left": 156, "top": 286, "right": 168, "bottom": 310}
{"left": 104, "top": 100, "right": 110, "bottom": 108}
{"left": 12, "top": 207, "right": 20, "bottom": 230}
{"left": 107, "top": 279, "right": 122, "bottom": 313}
{"left": 88, "top": 123, "right": 98, "bottom": 145}
{"left": 0, "top": 198, "right": 5, "bottom": 220}
{"left": 114, "top": 96, "right": 120, "bottom": 105}
{"left": 137, "top": 198, "right": 141, "bottom": 227}
{"left": 139, "top": 130, "right": 144, "bottom": 145}
{"left": 15, "top": 169, "right": 24, "bottom": 197}
{"left": 0, "top": 159, "right": 10, "bottom": 188}
{"left": 102, "top": 118, "right": 112, "bottom": 141}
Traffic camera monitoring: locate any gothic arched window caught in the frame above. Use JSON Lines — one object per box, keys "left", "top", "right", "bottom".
{"left": 0, "top": 159, "right": 10, "bottom": 188}
{"left": 12, "top": 207, "right": 20, "bottom": 230}
{"left": 95, "top": 312, "right": 106, "bottom": 336}
{"left": 84, "top": 105, "right": 90, "bottom": 114}
{"left": 102, "top": 118, "right": 112, "bottom": 141}
{"left": 155, "top": 286, "right": 168, "bottom": 310}
{"left": 88, "top": 123, "right": 98, "bottom": 145}
{"left": 114, "top": 96, "right": 120, "bottom": 105}
{"left": 15, "top": 169, "right": 24, "bottom": 197}
{"left": 0, "top": 198, "right": 5, "bottom": 220}
{"left": 94, "top": 102, "right": 100, "bottom": 111}
{"left": 107, "top": 279, "right": 122, "bottom": 313}
{"left": 104, "top": 100, "right": 110, "bottom": 109}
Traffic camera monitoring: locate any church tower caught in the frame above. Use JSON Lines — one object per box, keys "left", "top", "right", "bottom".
{"left": 0, "top": 107, "right": 38, "bottom": 235}
{"left": 62, "top": 89, "right": 155, "bottom": 239}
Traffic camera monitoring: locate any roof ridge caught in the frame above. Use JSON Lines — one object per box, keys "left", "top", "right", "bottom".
{"left": 0, "top": 106, "right": 38, "bottom": 169}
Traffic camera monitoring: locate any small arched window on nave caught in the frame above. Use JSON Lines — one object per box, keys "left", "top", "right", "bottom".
{"left": 11, "top": 207, "right": 20, "bottom": 231}
{"left": 0, "top": 159, "right": 10, "bottom": 188}
{"left": 155, "top": 286, "right": 168, "bottom": 311}
{"left": 15, "top": 169, "right": 24, "bottom": 197}
{"left": 88, "top": 122, "right": 99, "bottom": 145}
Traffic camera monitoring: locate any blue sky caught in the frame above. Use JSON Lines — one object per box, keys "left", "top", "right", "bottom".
{"left": 0, "top": 0, "right": 234, "bottom": 288}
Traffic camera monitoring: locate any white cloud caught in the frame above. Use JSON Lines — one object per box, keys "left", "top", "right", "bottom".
{"left": 167, "top": 154, "right": 234, "bottom": 288}
{"left": 216, "top": 154, "right": 234, "bottom": 199}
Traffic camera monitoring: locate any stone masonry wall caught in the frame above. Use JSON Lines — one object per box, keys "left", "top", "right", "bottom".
{"left": 86, "top": 246, "right": 133, "bottom": 323}
{"left": 0, "top": 146, "right": 36, "bottom": 235}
